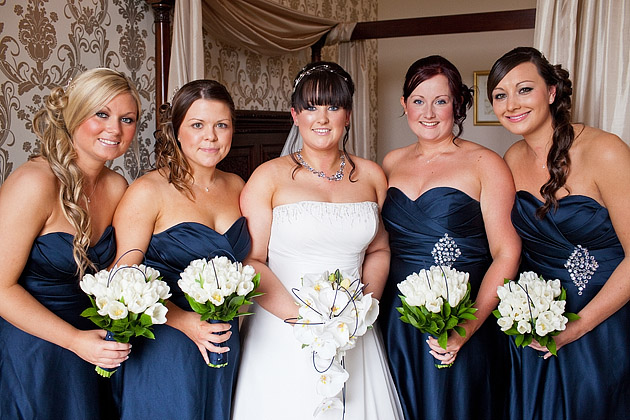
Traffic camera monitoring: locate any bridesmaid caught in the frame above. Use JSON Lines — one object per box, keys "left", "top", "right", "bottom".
{"left": 0, "top": 68, "right": 138, "bottom": 419}
{"left": 488, "top": 46, "right": 630, "bottom": 420}
{"left": 111, "top": 79, "right": 249, "bottom": 419}
{"left": 380, "top": 55, "right": 521, "bottom": 420}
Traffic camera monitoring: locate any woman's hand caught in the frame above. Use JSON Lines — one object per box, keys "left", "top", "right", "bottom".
{"left": 176, "top": 310, "right": 232, "bottom": 365}
{"left": 67, "top": 329, "right": 131, "bottom": 368}
{"left": 426, "top": 331, "right": 467, "bottom": 366}
{"left": 528, "top": 320, "right": 582, "bottom": 359}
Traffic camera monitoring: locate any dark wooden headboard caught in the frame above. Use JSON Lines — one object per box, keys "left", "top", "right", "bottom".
{"left": 217, "top": 110, "right": 293, "bottom": 181}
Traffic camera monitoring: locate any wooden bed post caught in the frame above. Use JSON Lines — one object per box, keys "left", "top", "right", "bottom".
{"left": 146, "top": 0, "right": 174, "bottom": 127}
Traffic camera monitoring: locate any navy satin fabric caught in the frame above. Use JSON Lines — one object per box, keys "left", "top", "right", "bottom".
{"left": 0, "top": 227, "right": 117, "bottom": 420}
{"left": 509, "top": 191, "right": 630, "bottom": 420}
{"left": 381, "top": 187, "right": 510, "bottom": 420}
{"left": 112, "top": 219, "right": 251, "bottom": 420}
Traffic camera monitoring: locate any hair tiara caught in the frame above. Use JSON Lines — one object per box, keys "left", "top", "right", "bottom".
{"left": 292, "top": 64, "right": 349, "bottom": 93}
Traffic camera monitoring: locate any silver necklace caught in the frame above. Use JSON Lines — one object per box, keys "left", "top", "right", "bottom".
{"left": 295, "top": 150, "right": 345, "bottom": 182}
{"left": 86, "top": 176, "right": 100, "bottom": 203}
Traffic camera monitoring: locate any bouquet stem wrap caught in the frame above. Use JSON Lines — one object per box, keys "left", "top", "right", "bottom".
{"left": 94, "top": 331, "right": 118, "bottom": 378}
{"left": 208, "top": 319, "right": 228, "bottom": 368}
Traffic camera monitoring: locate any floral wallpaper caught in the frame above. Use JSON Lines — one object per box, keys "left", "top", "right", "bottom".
{"left": 0, "top": 0, "right": 156, "bottom": 184}
{"left": 0, "top": 0, "right": 377, "bottom": 185}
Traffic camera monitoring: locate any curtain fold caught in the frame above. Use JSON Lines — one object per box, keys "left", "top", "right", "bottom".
{"left": 201, "top": 0, "right": 337, "bottom": 56}
{"left": 534, "top": 0, "right": 630, "bottom": 142}
{"left": 167, "top": 0, "right": 205, "bottom": 101}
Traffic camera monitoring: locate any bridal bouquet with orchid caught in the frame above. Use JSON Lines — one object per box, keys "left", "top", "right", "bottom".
{"left": 493, "top": 271, "right": 579, "bottom": 356}
{"left": 178, "top": 255, "right": 261, "bottom": 367}
{"left": 80, "top": 264, "right": 171, "bottom": 377}
{"left": 287, "top": 269, "right": 379, "bottom": 419}
{"left": 397, "top": 265, "right": 477, "bottom": 367}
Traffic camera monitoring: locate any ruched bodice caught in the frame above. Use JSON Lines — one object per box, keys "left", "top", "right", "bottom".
{"left": 145, "top": 219, "right": 251, "bottom": 308}
{"left": 513, "top": 191, "right": 623, "bottom": 310}
{"left": 384, "top": 187, "right": 491, "bottom": 286}
{"left": 233, "top": 201, "right": 403, "bottom": 420}
{"left": 381, "top": 187, "right": 509, "bottom": 420}
{"left": 0, "top": 227, "right": 116, "bottom": 420}
{"left": 508, "top": 191, "right": 630, "bottom": 420}
{"left": 112, "top": 219, "right": 250, "bottom": 420}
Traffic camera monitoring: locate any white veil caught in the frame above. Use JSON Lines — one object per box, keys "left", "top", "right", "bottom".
{"left": 280, "top": 124, "right": 302, "bottom": 157}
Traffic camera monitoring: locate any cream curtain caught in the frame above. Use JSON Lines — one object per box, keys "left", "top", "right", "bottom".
{"left": 201, "top": 0, "right": 337, "bottom": 56}
{"left": 168, "top": 0, "right": 205, "bottom": 101}
{"left": 168, "top": 0, "right": 375, "bottom": 160}
{"left": 534, "top": 0, "right": 630, "bottom": 142}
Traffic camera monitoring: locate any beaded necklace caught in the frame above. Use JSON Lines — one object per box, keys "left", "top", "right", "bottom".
{"left": 295, "top": 150, "right": 345, "bottom": 182}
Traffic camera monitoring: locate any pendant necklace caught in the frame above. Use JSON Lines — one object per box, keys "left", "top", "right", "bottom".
{"left": 296, "top": 149, "right": 345, "bottom": 182}
{"left": 86, "top": 176, "right": 100, "bottom": 203}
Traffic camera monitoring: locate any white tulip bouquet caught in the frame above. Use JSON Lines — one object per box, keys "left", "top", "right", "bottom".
{"left": 80, "top": 264, "right": 171, "bottom": 377}
{"left": 177, "top": 256, "right": 261, "bottom": 367}
{"left": 287, "top": 269, "right": 379, "bottom": 419}
{"left": 493, "top": 271, "right": 579, "bottom": 356}
{"left": 397, "top": 265, "right": 477, "bottom": 367}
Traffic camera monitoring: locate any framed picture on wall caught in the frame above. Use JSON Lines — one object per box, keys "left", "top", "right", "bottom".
{"left": 473, "top": 71, "right": 500, "bottom": 126}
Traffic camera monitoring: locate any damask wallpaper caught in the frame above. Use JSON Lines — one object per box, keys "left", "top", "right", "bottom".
{"left": 0, "top": 0, "right": 156, "bottom": 184}
{"left": 0, "top": 0, "right": 377, "bottom": 185}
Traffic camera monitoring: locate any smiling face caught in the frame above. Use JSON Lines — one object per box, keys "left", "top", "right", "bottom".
{"left": 177, "top": 98, "right": 233, "bottom": 172}
{"left": 291, "top": 104, "right": 350, "bottom": 151}
{"left": 72, "top": 92, "right": 138, "bottom": 164}
{"left": 401, "top": 74, "right": 454, "bottom": 143}
{"left": 491, "top": 61, "right": 556, "bottom": 138}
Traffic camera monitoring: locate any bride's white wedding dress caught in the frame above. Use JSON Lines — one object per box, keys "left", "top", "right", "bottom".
{"left": 232, "top": 201, "right": 403, "bottom": 420}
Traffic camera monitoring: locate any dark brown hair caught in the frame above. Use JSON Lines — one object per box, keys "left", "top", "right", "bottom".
{"left": 288, "top": 61, "right": 357, "bottom": 181}
{"left": 402, "top": 55, "right": 473, "bottom": 141}
{"left": 155, "top": 79, "right": 235, "bottom": 198}
{"left": 487, "top": 47, "right": 573, "bottom": 218}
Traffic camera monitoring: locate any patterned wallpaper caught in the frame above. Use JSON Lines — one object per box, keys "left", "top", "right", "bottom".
{"left": 0, "top": 0, "right": 156, "bottom": 184}
{"left": 0, "top": 0, "right": 377, "bottom": 185}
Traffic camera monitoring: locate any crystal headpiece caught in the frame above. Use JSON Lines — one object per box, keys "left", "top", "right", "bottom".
{"left": 292, "top": 64, "right": 349, "bottom": 93}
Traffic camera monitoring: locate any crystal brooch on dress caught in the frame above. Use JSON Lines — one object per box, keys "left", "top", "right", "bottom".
{"left": 432, "top": 233, "right": 461, "bottom": 267}
{"left": 564, "top": 245, "right": 599, "bottom": 295}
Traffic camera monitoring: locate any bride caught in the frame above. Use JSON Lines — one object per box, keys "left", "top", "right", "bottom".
{"left": 232, "top": 62, "right": 403, "bottom": 420}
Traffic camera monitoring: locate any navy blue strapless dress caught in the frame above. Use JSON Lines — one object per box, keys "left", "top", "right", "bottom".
{"left": 381, "top": 187, "right": 510, "bottom": 420}
{"left": 509, "top": 191, "right": 630, "bottom": 420}
{"left": 112, "top": 219, "right": 251, "bottom": 420}
{"left": 0, "top": 227, "right": 117, "bottom": 420}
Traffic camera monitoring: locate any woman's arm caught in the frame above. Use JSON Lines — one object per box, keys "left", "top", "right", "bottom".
{"left": 0, "top": 166, "right": 129, "bottom": 368}
{"left": 360, "top": 160, "right": 390, "bottom": 300}
{"left": 240, "top": 163, "right": 299, "bottom": 321}
{"left": 535, "top": 132, "right": 630, "bottom": 358}
{"left": 427, "top": 150, "right": 521, "bottom": 364}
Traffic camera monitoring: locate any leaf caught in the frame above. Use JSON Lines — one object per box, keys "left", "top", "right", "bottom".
{"left": 515, "top": 334, "right": 525, "bottom": 347}
{"left": 438, "top": 331, "right": 448, "bottom": 350}
{"left": 565, "top": 312, "right": 580, "bottom": 322}
{"left": 559, "top": 287, "right": 567, "bottom": 301}
{"left": 453, "top": 325, "right": 466, "bottom": 337}
{"left": 521, "top": 334, "right": 533, "bottom": 347}
{"left": 443, "top": 302, "right": 452, "bottom": 318}
{"left": 445, "top": 316, "right": 459, "bottom": 330}
{"left": 459, "top": 313, "right": 478, "bottom": 321}
{"left": 81, "top": 308, "right": 99, "bottom": 317}
{"left": 547, "top": 337, "right": 557, "bottom": 356}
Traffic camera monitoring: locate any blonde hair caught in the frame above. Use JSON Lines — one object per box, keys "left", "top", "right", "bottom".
{"left": 32, "top": 68, "right": 141, "bottom": 278}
